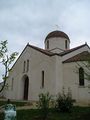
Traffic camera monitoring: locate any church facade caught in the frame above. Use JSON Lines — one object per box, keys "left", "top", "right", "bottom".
{"left": 5, "top": 30, "right": 90, "bottom": 106}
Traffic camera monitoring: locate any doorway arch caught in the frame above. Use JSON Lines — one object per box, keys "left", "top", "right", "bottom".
{"left": 22, "top": 75, "right": 29, "bottom": 100}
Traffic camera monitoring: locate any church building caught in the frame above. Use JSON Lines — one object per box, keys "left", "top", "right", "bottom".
{"left": 5, "top": 30, "right": 90, "bottom": 106}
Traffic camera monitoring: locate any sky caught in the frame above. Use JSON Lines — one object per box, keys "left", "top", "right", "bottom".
{"left": 0, "top": 0, "right": 90, "bottom": 82}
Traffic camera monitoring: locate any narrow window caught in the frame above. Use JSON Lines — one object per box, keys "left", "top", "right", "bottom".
{"left": 47, "top": 40, "right": 49, "bottom": 49}
{"left": 23, "top": 61, "right": 26, "bottom": 72}
{"left": 42, "top": 71, "right": 44, "bottom": 88}
{"left": 79, "top": 67, "right": 84, "bottom": 86}
{"left": 27, "top": 59, "right": 29, "bottom": 72}
{"left": 65, "top": 40, "right": 67, "bottom": 49}
{"left": 11, "top": 78, "right": 14, "bottom": 90}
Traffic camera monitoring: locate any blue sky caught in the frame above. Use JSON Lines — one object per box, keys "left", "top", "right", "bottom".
{"left": 0, "top": 0, "right": 90, "bottom": 82}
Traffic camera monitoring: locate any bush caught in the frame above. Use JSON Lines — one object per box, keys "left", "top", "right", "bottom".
{"left": 55, "top": 88, "right": 74, "bottom": 112}
{"left": 38, "top": 92, "right": 52, "bottom": 120}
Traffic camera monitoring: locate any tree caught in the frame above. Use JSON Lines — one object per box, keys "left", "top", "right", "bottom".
{"left": 0, "top": 40, "right": 18, "bottom": 93}
{"left": 0, "top": 40, "right": 7, "bottom": 58}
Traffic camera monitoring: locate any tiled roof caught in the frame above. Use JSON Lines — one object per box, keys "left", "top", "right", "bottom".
{"left": 28, "top": 43, "right": 89, "bottom": 57}
{"left": 28, "top": 44, "right": 53, "bottom": 56}
{"left": 45, "top": 30, "right": 70, "bottom": 41}
{"left": 63, "top": 51, "right": 90, "bottom": 63}
{"left": 11, "top": 43, "right": 90, "bottom": 70}
{"left": 10, "top": 44, "right": 54, "bottom": 70}
{"left": 60, "top": 44, "right": 88, "bottom": 56}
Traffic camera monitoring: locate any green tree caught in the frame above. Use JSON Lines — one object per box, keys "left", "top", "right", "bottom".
{"left": 0, "top": 40, "right": 18, "bottom": 92}
{"left": 0, "top": 40, "right": 7, "bottom": 58}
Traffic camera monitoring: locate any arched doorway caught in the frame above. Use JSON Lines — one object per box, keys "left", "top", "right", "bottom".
{"left": 23, "top": 75, "right": 29, "bottom": 100}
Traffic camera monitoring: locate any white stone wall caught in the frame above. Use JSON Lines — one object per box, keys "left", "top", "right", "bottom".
{"left": 62, "top": 45, "right": 90, "bottom": 61}
{"left": 4, "top": 44, "right": 90, "bottom": 106}
{"left": 54, "top": 56, "right": 64, "bottom": 94}
{"left": 63, "top": 62, "right": 90, "bottom": 105}
{"left": 5, "top": 46, "right": 57, "bottom": 101}
{"left": 45, "top": 37, "right": 70, "bottom": 52}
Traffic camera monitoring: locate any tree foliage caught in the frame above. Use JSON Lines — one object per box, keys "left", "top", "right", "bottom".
{"left": 0, "top": 40, "right": 18, "bottom": 92}
{"left": 55, "top": 88, "right": 75, "bottom": 112}
{"left": 38, "top": 92, "right": 52, "bottom": 120}
{"left": 0, "top": 40, "right": 7, "bottom": 58}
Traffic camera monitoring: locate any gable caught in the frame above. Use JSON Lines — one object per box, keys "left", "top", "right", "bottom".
{"left": 10, "top": 43, "right": 90, "bottom": 71}
{"left": 10, "top": 44, "right": 53, "bottom": 71}
{"left": 63, "top": 51, "right": 90, "bottom": 63}
{"left": 60, "top": 43, "right": 90, "bottom": 56}
{"left": 62, "top": 44, "right": 90, "bottom": 62}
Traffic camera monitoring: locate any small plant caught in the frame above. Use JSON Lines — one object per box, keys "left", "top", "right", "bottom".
{"left": 56, "top": 88, "right": 74, "bottom": 112}
{"left": 38, "top": 92, "right": 52, "bottom": 120}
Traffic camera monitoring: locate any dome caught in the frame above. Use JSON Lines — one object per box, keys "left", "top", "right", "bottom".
{"left": 45, "top": 30, "right": 70, "bottom": 41}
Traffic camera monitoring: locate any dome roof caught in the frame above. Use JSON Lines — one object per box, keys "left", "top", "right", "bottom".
{"left": 45, "top": 30, "right": 70, "bottom": 41}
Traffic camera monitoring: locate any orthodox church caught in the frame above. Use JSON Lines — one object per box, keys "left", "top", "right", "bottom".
{"left": 4, "top": 30, "right": 90, "bottom": 105}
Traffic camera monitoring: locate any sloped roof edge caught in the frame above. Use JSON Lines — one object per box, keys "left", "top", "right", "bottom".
{"left": 10, "top": 43, "right": 90, "bottom": 71}
{"left": 10, "top": 44, "right": 53, "bottom": 71}
{"left": 60, "top": 43, "right": 90, "bottom": 56}
{"left": 63, "top": 51, "right": 90, "bottom": 63}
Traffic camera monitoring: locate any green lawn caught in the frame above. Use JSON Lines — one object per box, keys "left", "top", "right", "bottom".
{"left": 0, "top": 100, "right": 28, "bottom": 107}
{"left": 0, "top": 107, "right": 90, "bottom": 120}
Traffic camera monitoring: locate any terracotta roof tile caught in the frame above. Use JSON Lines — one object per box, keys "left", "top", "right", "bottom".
{"left": 28, "top": 43, "right": 89, "bottom": 57}
{"left": 28, "top": 44, "right": 53, "bottom": 56}
{"left": 60, "top": 44, "right": 88, "bottom": 56}
{"left": 45, "top": 30, "right": 70, "bottom": 41}
{"left": 63, "top": 51, "right": 90, "bottom": 63}
{"left": 10, "top": 43, "right": 90, "bottom": 70}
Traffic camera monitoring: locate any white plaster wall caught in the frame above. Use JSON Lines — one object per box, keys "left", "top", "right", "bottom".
{"left": 27, "top": 47, "right": 56, "bottom": 100}
{"left": 45, "top": 37, "right": 70, "bottom": 52}
{"left": 4, "top": 49, "right": 28, "bottom": 100}
{"left": 63, "top": 62, "right": 90, "bottom": 105}
{"left": 55, "top": 56, "right": 64, "bottom": 94}
{"left": 62, "top": 45, "right": 90, "bottom": 62}
{"left": 4, "top": 44, "right": 90, "bottom": 106}
{"left": 4, "top": 46, "right": 57, "bottom": 101}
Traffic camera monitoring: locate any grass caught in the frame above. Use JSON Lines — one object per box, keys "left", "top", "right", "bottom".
{"left": 0, "top": 106, "right": 90, "bottom": 120}
{"left": 0, "top": 100, "right": 28, "bottom": 107}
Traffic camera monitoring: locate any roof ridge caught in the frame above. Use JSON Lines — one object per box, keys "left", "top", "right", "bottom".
{"left": 63, "top": 51, "right": 90, "bottom": 63}
{"left": 27, "top": 44, "right": 53, "bottom": 56}
{"left": 60, "top": 43, "right": 88, "bottom": 56}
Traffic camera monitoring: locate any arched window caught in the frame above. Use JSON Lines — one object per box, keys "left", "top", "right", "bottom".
{"left": 79, "top": 67, "right": 84, "bottom": 86}
{"left": 65, "top": 40, "right": 67, "bottom": 49}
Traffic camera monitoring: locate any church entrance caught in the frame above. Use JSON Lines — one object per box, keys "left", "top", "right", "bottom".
{"left": 23, "top": 75, "right": 29, "bottom": 100}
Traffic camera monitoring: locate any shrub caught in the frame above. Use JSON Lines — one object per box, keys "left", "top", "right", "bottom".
{"left": 56, "top": 88, "right": 74, "bottom": 112}
{"left": 38, "top": 92, "right": 52, "bottom": 120}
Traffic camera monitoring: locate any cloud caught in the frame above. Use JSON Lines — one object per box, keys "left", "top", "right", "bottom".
{"left": 0, "top": 0, "right": 90, "bottom": 50}
{"left": 0, "top": 0, "right": 90, "bottom": 82}
{"left": 0, "top": 0, "right": 90, "bottom": 45}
